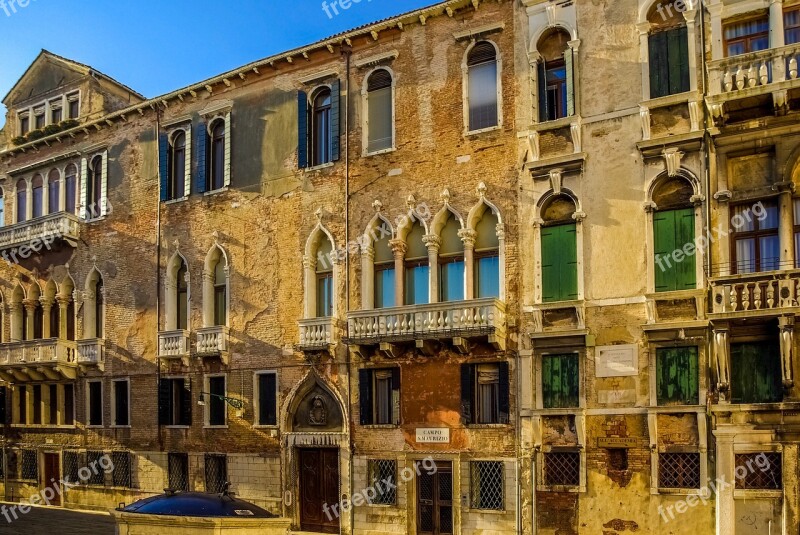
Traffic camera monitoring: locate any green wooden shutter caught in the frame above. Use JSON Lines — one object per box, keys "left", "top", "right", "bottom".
{"left": 542, "top": 224, "right": 578, "bottom": 302}
{"left": 668, "top": 26, "right": 690, "bottom": 95}
{"left": 677, "top": 208, "right": 696, "bottom": 289}
{"left": 656, "top": 347, "right": 699, "bottom": 405}
{"left": 543, "top": 354, "right": 579, "bottom": 408}
{"left": 731, "top": 343, "right": 782, "bottom": 404}
{"left": 564, "top": 48, "right": 575, "bottom": 117}
{"left": 649, "top": 31, "right": 669, "bottom": 99}
{"left": 359, "top": 369, "right": 373, "bottom": 425}
{"left": 654, "top": 211, "right": 677, "bottom": 292}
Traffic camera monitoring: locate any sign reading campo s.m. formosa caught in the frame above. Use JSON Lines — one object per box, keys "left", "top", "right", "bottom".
{"left": 416, "top": 428, "right": 451, "bottom": 444}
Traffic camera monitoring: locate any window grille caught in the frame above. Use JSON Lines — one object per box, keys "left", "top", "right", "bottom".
{"left": 168, "top": 453, "right": 190, "bottom": 492}
{"left": 470, "top": 461, "right": 504, "bottom": 510}
{"left": 544, "top": 452, "right": 580, "bottom": 487}
{"left": 205, "top": 454, "right": 227, "bottom": 494}
{"left": 659, "top": 452, "right": 701, "bottom": 489}
{"left": 21, "top": 450, "right": 37, "bottom": 481}
{"left": 112, "top": 451, "right": 133, "bottom": 488}
{"left": 63, "top": 451, "right": 81, "bottom": 485}
{"left": 86, "top": 451, "right": 106, "bottom": 486}
{"left": 367, "top": 460, "right": 397, "bottom": 505}
{"left": 735, "top": 453, "right": 782, "bottom": 490}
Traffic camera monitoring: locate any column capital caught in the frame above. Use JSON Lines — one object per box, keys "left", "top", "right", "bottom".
{"left": 389, "top": 239, "right": 407, "bottom": 257}
{"left": 302, "top": 255, "right": 317, "bottom": 270}
{"left": 56, "top": 295, "right": 71, "bottom": 308}
{"left": 422, "top": 234, "right": 441, "bottom": 252}
{"left": 458, "top": 228, "right": 477, "bottom": 248}
{"left": 22, "top": 299, "right": 38, "bottom": 311}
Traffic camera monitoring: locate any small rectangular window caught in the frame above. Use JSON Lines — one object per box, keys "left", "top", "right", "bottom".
{"left": 86, "top": 451, "right": 106, "bottom": 486}
{"left": 48, "top": 384, "right": 58, "bottom": 425}
{"left": 257, "top": 372, "right": 277, "bottom": 426}
{"left": 87, "top": 381, "right": 103, "bottom": 426}
{"left": 67, "top": 93, "right": 80, "bottom": 119}
{"left": 542, "top": 354, "right": 580, "bottom": 409}
{"left": 21, "top": 450, "right": 38, "bottom": 481}
{"left": 112, "top": 451, "right": 133, "bottom": 488}
{"left": 735, "top": 453, "right": 782, "bottom": 490}
{"left": 659, "top": 452, "right": 700, "bottom": 489}
{"left": 475, "top": 364, "right": 500, "bottom": 424}
{"left": 470, "top": 461, "right": 504, "bottom": 510}
{"left": 50, "top": 99, "right": 63, "bottom": 125}
{"left": 461, "top": 363, "right": 509, "bottom": 425}
{"left": 19, "top": 114, "right": 30, "bottom": 136}
{"left": 18, "top": 386, "right": 27, "bottom": 424}
{"left": 159, "top": 378, "right": 192, "bottom": 426}
{"left": 208, "top": 376, "right": 226, "bottom": 426}
{"left": 724, "top": 17, "right": 770, "bottom": 57}
{"left": 204, "top": 454, "right": 227, "bottom": 494}
{"left": 64, "top": 384, "right": 75, "bottom": 425}
{"left": 368, "top": 460, "right": 397, "bottom": 505}
{"left": 32, "top": 384, "right": 42, "bottom": 425}
{"left": 34, "top": 109, "right": 45, "bottom": 130}
{"left": 113, "top": 380, "right": 130, "bottom": 426}
{"left": 168, "top": 453, "right": 190, "bottom": 491}
{"left": 544, "top": 451, "right": 580, "bottom": 487}
{"left": 359, "top": 368, "right": 400, "bottom": 426}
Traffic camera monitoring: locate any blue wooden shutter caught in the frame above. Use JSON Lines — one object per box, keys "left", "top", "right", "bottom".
{"left": 297, "top": 91, "right": 308, "bottom": 169}
{"left": 359, "top": 369, "right": 373, "bottom": 425}
{"left": 330, "top": 80, "right": 341, "bottom": 161}
{"left": 158, "top": 133, "right": 169, "bottom": 202}
{"left": 195, "top": 123, "right": 207, "bottom": 194}
{"left": 461, "top": 364, "right": 474, "bottom": 425}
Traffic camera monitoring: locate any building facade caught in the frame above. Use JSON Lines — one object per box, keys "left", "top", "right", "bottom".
{"left": 0, "top": 0, "right": 799, "bottom": 534}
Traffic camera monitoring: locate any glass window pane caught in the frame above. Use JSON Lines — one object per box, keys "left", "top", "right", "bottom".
{"left": 736, "top": 238, "right": 756, "bottom": 274}
{"left": 368, "top": 87, "right": 393, "bottom": 152}
{"left": 759, "top": 235, "right": 780, "bottom": 271}
{"left": 405, "top": 265, "right": 429, "bottom": 305}
{"left": 759, "top": 202, "right": 779, "bottom": 229}
{"left": 317, "top": 274, "right": 333, "bottom": 317}
{"left": 469, "top": 62, "right": 498, "bottom": 131}
{"left": 65, "top": 171, "right": 76, "bottom": 214}
{"left": 375, "top": 267, "right": 396, "bottom": 308}
{"left": 440, "top": 260, "right": 465, "bottom": 302}
{"left": 733, "top": 205, "right": 756, "bottom": 231}
{"left": 476, "top": 255, "right": 500, "bottom": 298}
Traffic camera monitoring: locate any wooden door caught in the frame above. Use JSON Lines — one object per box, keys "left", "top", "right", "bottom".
{"left": 299, "top": 448, "right": 340, "bottom": 533}
{"left": 418, "top": 461, "right": 453, "bottom": 535}
{"left": 42, "top": 453, "right": 61, "bottom": 506}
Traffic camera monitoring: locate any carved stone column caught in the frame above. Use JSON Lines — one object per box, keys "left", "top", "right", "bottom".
{"left": 360, "top": 246, "right": 375, "bottom": 310}
{"left": 40, "top": 296, "right": 54, "bottom": 339}
{"left": 423, "top": 235, "right": 441, "bottom": 304}
{"left": 302, "top": 256, "right": 316, "bottom": 319}
{"left": 10, "top": 301, "right": 23, "bottom": 341}
{"left": 56, "top": 295, "right": 70, "bottom": 340}
{"left": 23, "top": 299, "right": 38, "bottom": 341}
{"left": 780, "top": 315, "right": 795, "bottom": 388}
{"left": 389, "top": 240, "right": 407, "bottom": 307}
{"left": 713, "top": 324, "right": 731, "bottom": 400}
{"left": 459, "top": 229, "right": 477, "bottom": 300}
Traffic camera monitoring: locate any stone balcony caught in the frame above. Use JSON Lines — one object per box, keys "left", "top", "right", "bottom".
{"left": 0, "top": 212, "right": 81, "bottom": 252}
{"left": 298, "top": 317, "right": 339, "bottom": 353}
{"left": 157, "top": 330, "right": 191, "bottom": 365}
{"left": 196, "top": 326, "right": 229, "bottom": 360}
{"left": 707, "top": 43, "right": 800, "bottom": 120}
{"left": 0, "top": 338, "right": 78, "bottom": 381}
{"left": 709, "top": 269, "right": 800, "bottom": 319}
{"left": 76, "top": 338, "right": 105, "bottom": 370}
{"left": 347, "top": 298, "right": 506, "bottom": 357}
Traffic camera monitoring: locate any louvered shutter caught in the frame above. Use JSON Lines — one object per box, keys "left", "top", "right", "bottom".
{"left": 184, "top": 127, "right": 192, "bottom": 197}
{"left": 677, "top": 208, "right": 697, "bottom": 289}
{"left": 359, "top": 369, "right": 373, "bottom": 425}
{"left": 654, "top": 211, "right": 676, "bottom": 292}
{"left": 391, "top": 367, "right": 401, "bottom": 426}
{"left": 461, "top": 364, "right": 474, "bottom": 425}
{"left": 297, "top": 91, "right": 308, "bottom": 168}
{"left": 562, "top": 224, "right": 579, "bottom": 300}
{"left": 159, "top": 133, "right": 169, "bottom": 202}
{"left": 330, "top": 80, "right": 341, "bottom": 161}
{"left": 564, "top": 48, "right": 575, "bottom": 117}
{"left": 79, "top": 157, "right": 88, "bottom": 219}
{"left": 195, "top": 123, "right": 207, "bottom": 194}
{"left": 100, "top": 151, "right": 108, "bottom": 216}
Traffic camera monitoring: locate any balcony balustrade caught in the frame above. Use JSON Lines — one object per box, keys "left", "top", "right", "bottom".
{"left": 298, "top": 317, "right": 339, "bottom": 352}
{"left": 196, "top": 326, "right": 229, "bottom": 356}
{"left": 0, "top": 212, "right": 81, "bottom": 251}
{"left": 709, "top": 269, "right": 800, "bottom": 317}
{"left": 0, "top": 338, "right": 78, "bottom": 381}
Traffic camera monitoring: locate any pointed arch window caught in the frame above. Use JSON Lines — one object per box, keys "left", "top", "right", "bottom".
{"left": 16, "top": 179, "right": 27, "bottom": 223}
{"left": 177, "top": 260, "right": 189, "bottom": 330}
{"left": 65, "top": 164, "right": 78, "bottom": 215}
{"left": 541, "top": 196, "right": 578, "bottom": 302}
{"left": 31, "top": 174, "right": 44, "bottom": 219}
{"left": 467, "top": 41, "right": 500, "bottom": 131}
{"left": 404, "top": 221, "right": 429, "bottom": 305}
{"left": 170, "top": 131, "right": 187, "bottom": 199}
{"left": 209, "top": 121, "right": 226, "bottom": 192}
{"left": 439, "top": 213, "right": 465, "bottom": 302}
{"left": 213, "top": 258, "right": 227, "bottom": 326}
{"left": 366, "top": 69, "right": 394, "bottom": 153}
{"left": 84, "top": 271, "right": 104, "bottom": 339}
{"left": 48, "top": 169, "right": 61, "bottom": 214}
{"left": 312, "top": 88, "right": 333, "bottom": 166}
{"left": 373, "top": 220, "right": 395, "bottom": 308}
{"left": 316, "top": 240, "right": 334, "bottom": 318}
{"left": 537, "top": 29, "right": 574, "bottom": 122}
{"left": 475, "top": 211, "right": 500, "bottom": 299}
{"left": 86, "top": 155, "right": 104, "bottom": 219}
{"left": 95, "top": 277, "right": 104, "bottom": 338}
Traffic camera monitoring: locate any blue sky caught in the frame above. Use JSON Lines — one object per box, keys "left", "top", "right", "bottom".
{"left": 0, "top": 0, "right": 436, "bottom": 128}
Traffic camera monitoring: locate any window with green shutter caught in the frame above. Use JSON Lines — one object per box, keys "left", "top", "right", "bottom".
{"left": 542, "top": 354, "right": 579, "bottom": 409}
{"left": 649, "top": 26, "right": 690, "bottom": 99}
{"left": 654, "top": 208, "right": 696, "bottom": 292}
{"left": 731, "top": 342, "right": 783, "bottom": 404}
{"left": 541, "top": 223, "right": 578, "bottom": 302}
{"left": 656, "top": 347, "right": 699, "bottom": 406}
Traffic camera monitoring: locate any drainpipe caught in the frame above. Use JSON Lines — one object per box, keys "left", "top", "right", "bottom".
{"left": 341, "top": 42, "right": 353, "bottom": 535}
{"left": 155, "top": 107, "right": 164, "bottom": 453}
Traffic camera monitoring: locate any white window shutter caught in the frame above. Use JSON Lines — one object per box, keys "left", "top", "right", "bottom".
{"left": 224, "top": 112, "right": 231, "bottom": 187}
{"left": 184, "top": 126, "right": 192, "bottom": 197}
{"left": 79, "top": 157, "right": 88, "bottom": 220}
{"left": 100, "top": 151, "right": 109, "bottom": 216}
{"left": 565, "top": 48, "right": 575, "bottom": 117}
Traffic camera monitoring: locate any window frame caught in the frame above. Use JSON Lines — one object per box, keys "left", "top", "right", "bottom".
{"left": 205, "top": 373, "right": 228, "bottom": 428}
{"left": 86, "top": 379, "right": 104, "bottom": 428}
{"left": 723, "top": 15, "right": 770, "bottom": 57}
{"left": 253, "top": 370, "right": 279, "bottom": 428}
{"left": 111, "top": 378, "right": 131, "bottom": 428}
{"left": 469, "top": 460, "right": 505, "bottom": 511}
{"left": 160, "top": 376, "right": 192, "bottom": 428}
{"left": 730, "top": 199, "right": 779, "bottom": 275}
{"left": 311, "top": 86, "right": 333, "bottom": 167}
{"left": 363, "top": 67, "right": 396, "bottom": 156}
{"left": 463, "top": 40, "right": 503, "bottom": 135}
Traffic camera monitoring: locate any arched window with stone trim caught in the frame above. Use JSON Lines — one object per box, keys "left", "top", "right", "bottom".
{"left": 646, "top": 2, "right": 689, "bottom": 98}
{"left": 84, "top": 269, "right": 105, "bottom": 339}
{"left": 540, "top": 195, "right": 579, "bottom": 302}
{"left": 10, "top": 284, "right": 24, "bottom": 342}
{"left": 31, "top": 174, "right": 44, "bottom": 219}
{"left": 404, "top": 220, "right": 429, "bottom": 306}
{"left": 365, "top": 69, "right": 395, "bottom": 153}
{"left": 26, "top": 282, "right": 43, "bottom": 340}
{"left": 209, "top": 120, "right": 226, "bottom": 192}
{"left": 48, "top": 169, "right": 61, "bottom": 214}
{"left": 166, "top": 252, "right": 190, "bottom": 331}
{"left": 203, "top": 246, "right": 228, "bottom": 328}
{"left": 436, "top": 211, "right": 465, "bottom": 302}
{"left": 60, "top": 276, "right": 76, "bottom": 341}
{"left": 16, "top": 179, "right": 27, "bottom": 223}
{"left": 303, "top": 220, "right": 337, "bottom": 319}
{"left": 362, "top": 211, "right": 396, "bottom": 310}
{"left": 652, "top": 176, "right": 697, "bottom": 291}
{"left": 467, "top": 188, "right": 503, "bottom": 300}
{"left": 87, "top": 155, "right": 104, "bottom": 218}
{"left": 65, "top": 164, "right": 78, "bottom": 215}
{"left": 537, "top": 28, "right": 574, "bottom": 122}
{"left": 465, "top": 40, "right": 500, "bottom": 132}
{"left": 44, "top": 279, "right": 59, "bottom": 339}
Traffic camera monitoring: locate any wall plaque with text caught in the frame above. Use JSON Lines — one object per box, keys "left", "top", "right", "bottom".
{"left": 416, "top": 428, "right": 450, "bottom": 443}
{"left": 595, "top": 344, "right": 638, "bottom": 377}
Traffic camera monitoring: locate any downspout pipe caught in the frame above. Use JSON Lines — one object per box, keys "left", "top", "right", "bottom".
{"left": 155, "top": 108, "right": 164, "bottom": 453}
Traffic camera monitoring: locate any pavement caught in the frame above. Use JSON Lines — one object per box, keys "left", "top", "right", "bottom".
{"left": 0, "top": 504, "right": 115, "bottom": 534}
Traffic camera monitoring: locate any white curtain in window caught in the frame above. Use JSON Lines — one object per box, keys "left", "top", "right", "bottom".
{"left": 469, "top": 62, "right": 498, "bottom": 130}
{"left": 368, "top": 86, "right": 393, "bottom": 152}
